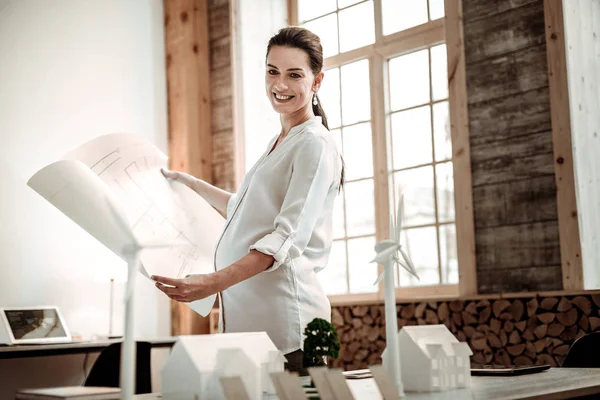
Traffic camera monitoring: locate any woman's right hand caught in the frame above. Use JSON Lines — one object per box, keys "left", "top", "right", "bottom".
{"left": 161, "top": 167, "right": 233, "bottom": 217}
{"left": 161, "top": 168, "right": 197, "bottom": 191}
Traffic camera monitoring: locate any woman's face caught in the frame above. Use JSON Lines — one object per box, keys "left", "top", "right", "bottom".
{"left": 265, "top": 45, "right": 322, "bottom": 116}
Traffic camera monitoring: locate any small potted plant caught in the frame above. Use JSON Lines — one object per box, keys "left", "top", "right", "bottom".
{"left": 303, "top": 317, "right": 341, "bottom": 368}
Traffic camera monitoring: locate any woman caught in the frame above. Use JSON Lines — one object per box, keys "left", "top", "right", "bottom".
{"left": 152, "top": 27, "right": 343, "bottom": 374}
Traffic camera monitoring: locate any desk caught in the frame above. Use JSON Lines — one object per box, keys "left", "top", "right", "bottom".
{"left": 134, "top": 368, "right": 600, "bottom": 400}
{"left": 0, "top": 338, "right": 176, "bottom": 359}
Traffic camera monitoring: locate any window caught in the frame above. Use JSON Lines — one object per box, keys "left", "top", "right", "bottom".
{"left": 292, "top": 0, "right": 459, "bottom": 300}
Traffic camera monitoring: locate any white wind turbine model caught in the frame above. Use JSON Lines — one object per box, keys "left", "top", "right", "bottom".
{"left": 371, "top": 194, "right": 419, "bottom": 397}
{"left": 105, "top": 201, "right": 191, "bottom": 400}
{"left": 27, "top": 159, "right": 191, "bottom": 400}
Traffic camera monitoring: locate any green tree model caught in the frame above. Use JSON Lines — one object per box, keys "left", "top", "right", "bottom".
{"left": 303, "top": 317, "right": 341, "bottom": 367}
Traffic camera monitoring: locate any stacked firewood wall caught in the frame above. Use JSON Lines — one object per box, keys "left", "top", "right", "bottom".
{"left": 330, "top": 295, "right": 600, "bottom": 370}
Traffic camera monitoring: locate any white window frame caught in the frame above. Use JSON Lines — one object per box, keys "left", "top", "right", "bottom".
{"left": 289, "top": 0, "right": 477, "bottom": 304}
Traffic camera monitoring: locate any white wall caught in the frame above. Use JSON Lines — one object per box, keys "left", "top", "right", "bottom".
{"left": 563, "top": 0, "right": 600, "bottom": 289}
{"left": 0, "top": 0, "right": 170, "bottom": 394}
{"left": 0, "top": 0, "right": 170, "bottom": 399}
{"left": 0, "top": 0, "right": 170, "bottom": 338}
{"left": 232, "top": 0, "right": 287, "bottom": 173}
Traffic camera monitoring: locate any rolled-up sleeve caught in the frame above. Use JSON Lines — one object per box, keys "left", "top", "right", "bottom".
{"left": 249, "top": 136, "right": 337, "bottom": 271}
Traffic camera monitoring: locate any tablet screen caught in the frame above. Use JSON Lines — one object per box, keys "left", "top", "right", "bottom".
{"left": 4, "top": 309, "right": 68, "bottom": 340}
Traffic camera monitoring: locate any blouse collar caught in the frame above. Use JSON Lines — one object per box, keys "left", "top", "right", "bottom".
{"left": 286, "top": 116, "right": 322, "bottom": 140}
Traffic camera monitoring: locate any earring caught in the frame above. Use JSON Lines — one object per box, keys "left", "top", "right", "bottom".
{"left": 313, "top": 93, "right": 318, "bottom": 106}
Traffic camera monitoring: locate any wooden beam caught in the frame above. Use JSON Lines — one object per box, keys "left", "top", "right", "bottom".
{"left": 543, "top": 0, "right": 583, "bottom": 290}
{"left": 445, "top": 0, "right": 478, "bottom": 296}
{"left": 288, "top": 0, "right": 298, "bottom": 25}
{"left": 164, "top": 0, "right": 213, "bottom": 335}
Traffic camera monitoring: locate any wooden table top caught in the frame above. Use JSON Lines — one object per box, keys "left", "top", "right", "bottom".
{"left": 0, "top": 337, "right": 176, "bottom": 359}
{"left": 134, "top": 368, "right": 600, "bottom": 400}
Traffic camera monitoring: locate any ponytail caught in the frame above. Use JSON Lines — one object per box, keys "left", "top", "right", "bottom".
{"left": 312, "top": 94, "right": 329, "bottom": 130}
{"left": 313, "top": 93, "right": 344, "bottom": 190}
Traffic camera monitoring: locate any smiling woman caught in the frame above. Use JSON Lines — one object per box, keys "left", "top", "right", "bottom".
{"left": 153, "top": 27, "right": 345, "bottom": 376}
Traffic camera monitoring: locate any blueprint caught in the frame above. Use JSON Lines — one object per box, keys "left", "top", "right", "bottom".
{"left": 28, "top": 133, "right": 224, "bottom": 317}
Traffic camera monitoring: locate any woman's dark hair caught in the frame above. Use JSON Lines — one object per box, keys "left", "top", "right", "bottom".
{"left": 266, "top": 26, "right": 345, "bottom": 189}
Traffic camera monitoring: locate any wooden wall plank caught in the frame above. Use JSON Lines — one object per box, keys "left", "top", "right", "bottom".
{"left": 463, "top": 0, "right": 563, "bottom": 294}
{"left": 210, "top": 35, "right": 231, "bottom": 70}
{"left": 471, "top": 130, "right": 553, "bottom": 162}
{"left": 477, "top": 265, "right": 562, "bottom": 293}
{"left": 463, "top": 0, "right": 539, "bottom": 22}
{"left": 466, "top": 44, "right": 549, "bottom": 104}
{"left": 544, "top": 0, "right": 584, "bottom": 290}
{"left": 208, "top": 0, "right": 235, "bottom": 192}
{"left": 210, "top": 63, "right": 233, "bottom": 100}
{"left": 476, "top": 221, "right": 561, "bottom": 269}
{"left": 471, "top": 152, "right": 555, "bottom": 187}
{"left": 473, "top": 175, "right": 558, "bottom": 228}
{"left": 465, "top": 0, "right": 546, "bottom": 64}
{"left": 164, "top": 0, "right": 214, "bottom": 335}
{"left": 469, "top": 86, "right": 551, "bottom": 146}
{"left": 211, "top": 97, "right": 233, "bottom": 133}
{"left": 209, "top": 1, "right": 230, "bottom": 41}
{"left": 212, "top": 129, "right": 235, "bottom": 192}
{"left": 208, "top": 0, "right": 228, "bottom": 7}
{"left": 445, "top": 0, "right": 477, "bottom": 296}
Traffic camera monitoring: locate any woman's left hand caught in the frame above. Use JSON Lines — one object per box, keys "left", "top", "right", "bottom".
{"left": 152, "top": 273, "right": 220, "bottom": 302}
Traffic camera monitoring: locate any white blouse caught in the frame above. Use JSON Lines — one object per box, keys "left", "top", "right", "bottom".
{"left": 214, "top": 116, "right": 342, "bottom": 354}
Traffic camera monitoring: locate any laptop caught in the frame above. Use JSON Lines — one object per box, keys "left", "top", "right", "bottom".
{"left": 0, "top": 306, "right": 73, "bottom": 345}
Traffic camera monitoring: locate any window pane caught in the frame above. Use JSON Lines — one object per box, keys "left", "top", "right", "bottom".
{"left": 342, "top": 122, "right": 373, "bottom": 180}
{"left": 431, "top": 44, "right": 448, "bottom": 101}
{"left": 318, "top": 240, "right": 348, "bottom": 295}
{"left": 320, "top": 68, "right": 341, "bottom": 128}
{"left": 433, "top": 101, "right": 451, "bottom": 162}
{"left": 389, "top": 50, "right": 429, "bottom": 111}
{"left": 298, "top": 0, "right": 336, "bottom": 23}
{"left": 344, "top": 179, "right": 375, "bottom": 236}
{"left": 398, "top": 226, "right": 439, "bottom": 287}
{"left": 393, "top": 166, "right": 435, "bottom": 226}
{"left": 338, "top": 0, "right": 362, "bottom": 8}
{"left": 429, "top": 0, "right": 445, "bottom": 20}
{"left": 333, "top": 190, "right": 345, "bottom": 239}
{"left": 304, "top": 14, "right": 339, "bottom": 58}
{"left": 341, "top": 59, "right": 371, "bottom": 125}
{"left": 439, "top": 224, "right": 458, "bottom": 284}
{"left": 382, "top": 0, "right": 428, "bottom": 36}
{"left": 436, "top": 161, "right": 455, "bottom": 223}
{"left": 339, "top": 2, "right": 375, "bottom": 53}
{"left": 348, "top": 236, "right": 378, "bottom": 293}
{"left": 391, "top": 106, "right": 432, "bottom": 169}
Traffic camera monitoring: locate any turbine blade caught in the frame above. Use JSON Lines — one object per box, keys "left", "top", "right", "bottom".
{"left": 396, "top": 194, "right": 404, "bottom": 244}
{"left": 373, "top": 271, "right": 385, "bottom": 285}
{"left": 389, "top": 214, "right": 396, "bottom": 243}
{"left": 399, "top": 248, "right": 420, "bottom": 280}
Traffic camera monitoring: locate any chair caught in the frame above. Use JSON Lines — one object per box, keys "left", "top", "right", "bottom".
{"left": 561, "top": 332, "right": 600, "bottom": 368}
{"left": 84, "top": 341, "right": 152, "bottom": 394}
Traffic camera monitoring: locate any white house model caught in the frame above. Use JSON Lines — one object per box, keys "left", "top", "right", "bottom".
{"left": 382, "top": 324, "right": 473, "bottom": 392}
{"left": 161, "top": 332, "right": 286, "bottom": 400}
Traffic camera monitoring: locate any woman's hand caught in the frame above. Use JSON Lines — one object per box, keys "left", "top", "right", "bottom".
{"left": 161, "top": 168, "right": 197, "bottom": 191}
{"left": 152, "top": 273, "right": 221, "bottom": 302}
{"left": 161, "top": 167, "right": 232, "bottom": 217}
